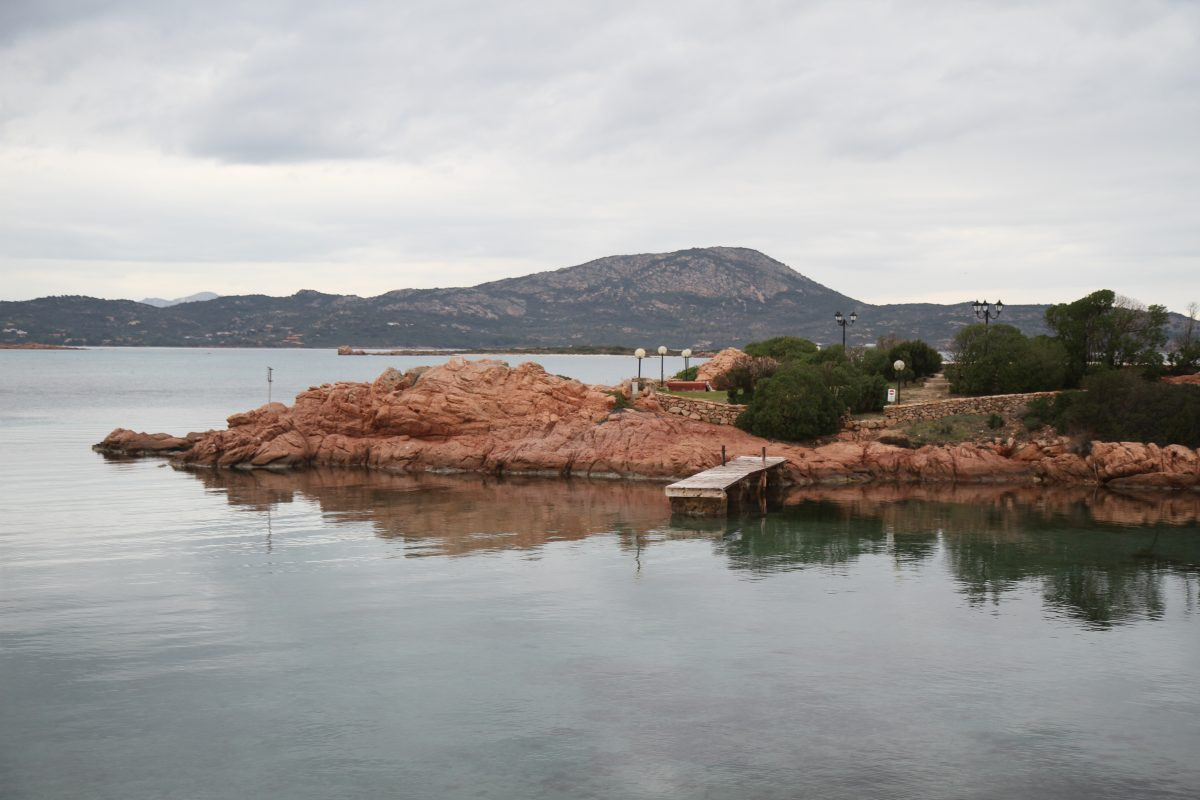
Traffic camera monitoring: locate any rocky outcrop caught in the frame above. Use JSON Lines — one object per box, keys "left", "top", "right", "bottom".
{"left": 695, "top": 347, "right": 749, "bottom": 384}
{"left": 94, "top": 360, "right": 1200, "bottom": 490}
{"left": 1163, "top": 372, "right": 1200, "bottom": 385}
{"left": 93, "top": 428, "right": 203, "bottom": 456}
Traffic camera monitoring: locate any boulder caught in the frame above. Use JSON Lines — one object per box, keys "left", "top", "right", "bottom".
{"left": 695, "top": 347, "right": 749, "bottom": 385}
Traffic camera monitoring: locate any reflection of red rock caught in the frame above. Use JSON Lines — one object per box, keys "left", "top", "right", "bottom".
{"left": 95, "top": 359, "right": 1200, "bottom": 489}
{"left": 695, "top": 347, "right": 749, "bottom": 384}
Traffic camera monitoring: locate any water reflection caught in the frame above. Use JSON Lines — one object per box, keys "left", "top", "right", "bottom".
{"left": 762, "top": 486, "right": 1200, "bottom": 629}
{"left": 187, "top": 467, "right": 677, "bottom": 556}
{"left": 181, "top": 467, "right": 1199, "bottom": 628}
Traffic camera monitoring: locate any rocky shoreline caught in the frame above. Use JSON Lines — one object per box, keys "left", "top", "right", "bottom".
{"left": 95, "top": 358, "right": 1200, "bottom": 492}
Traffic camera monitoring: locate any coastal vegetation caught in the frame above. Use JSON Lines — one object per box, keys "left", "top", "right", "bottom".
{"left": 732, "top": 335, "right": 938, "bottom": 440}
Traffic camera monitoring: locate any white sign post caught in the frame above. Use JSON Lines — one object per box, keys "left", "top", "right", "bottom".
{"left": 887, "top": 387, "right": 897, "bottom": 403}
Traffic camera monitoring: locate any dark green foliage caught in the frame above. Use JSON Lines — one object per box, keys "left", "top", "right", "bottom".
{"left": 1045, "top": 290, "right": 1170, "bottom": 386}
{"left": 817, "top": 362, "right": 888, "bottom": 413}
{"left": 948, "top": 323, "right": 1067, "bottom": 395}
{"left": 1021, "top": 373, "right": 1200, "bottom": 447}
{"left": 1060, "top": 371, "right": 1200, "bottom": 447}
{"left": 673, "top": 365, "right": 699, "bottom": 381}
{"left": 987, "top": 413, "right": 1004, "bottom": 430}
{"left": 1020, "top": 392, "right": 1079, "bottom": 432}
{"left": 885, "top": 339, "right": 943, "bottom": 380}
{"left": 857, "top": 346, "right": 892, "bottom": 379}
{"left": 743, "top": 336, "right": 819, "bottom": 363}
{"left": 735, "top": 364, "right": 844, "bottom": 441}
{"left": 718, "top": 356, "right": 779, "bottom": 402}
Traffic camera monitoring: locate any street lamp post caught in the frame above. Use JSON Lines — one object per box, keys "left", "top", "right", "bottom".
{"left": 634, "top": 348, "right": 646, "bottom": 395}
{"left": 657, "top": 345, "right": 668, "bottom": 384}
{"left": 834, "top": 310, "right": 858, "bottom": 348}
{"left": 893, "top": 359, "right": 905, "bottom": 404}
{"left": 682, "top": 348, "right": 692, "bottom": 373}
{"left": 972, "top": 299, "right": 1004, "bottom": 329}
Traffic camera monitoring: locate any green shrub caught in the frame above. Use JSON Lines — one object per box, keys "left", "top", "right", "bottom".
{"left": 1060, "top": 371, "right": 1200, "bottom": 447}
{"left": 819, "top": 363, "right": 887, "bottom": 413}
{"left": 673, "top": 365, "right": 699, "bottom": 381}
{"left": 735, "top": 364, "right": 844, "bottom": 441}
{"left": 949, "top": 324, "right": 1068, "bottom": 395}
{"left": 743, "top": 336, "right": 819, "bottom": 363}
{"left": 885, "top": 339, "right": 943, "bottom": 380}
{"left": 987, "top": 413, "right": 1004, "bottom": 430}
{"left": 607, "top": 390, "right": 632, "bottom": 411}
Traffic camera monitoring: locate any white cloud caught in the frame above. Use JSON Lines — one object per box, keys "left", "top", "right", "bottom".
{"left": 0, "top": 0, "right": 1197, "bottom": 310}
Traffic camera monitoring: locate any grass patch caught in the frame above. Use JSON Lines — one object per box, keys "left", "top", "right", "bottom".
{"left": 664, "top": 390, "right": 731, "bottom": 403}
{"left": 900, "top": 413, "right": 1004, "bottom": 446}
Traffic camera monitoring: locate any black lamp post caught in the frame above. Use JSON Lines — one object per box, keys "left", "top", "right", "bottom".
{"left": 634, "top": 348, "right": 646, "bottom": 384}
{"left": 682, "top": 348, "right": 692, "bottom": 373}
{"left": 972, "top": 299, "right": 1003, "bottom": 328}
{"left": 834, "top": 310, "right": 857, "bottom": 348}
{"left": 657, "top": 346, "right": 667, "bottom": 384}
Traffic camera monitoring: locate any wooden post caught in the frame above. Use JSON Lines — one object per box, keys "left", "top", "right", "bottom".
{"left": 721, "top": 445, "right": 726, "bottom": 465}
{"left": 761, "top": 446, "right": 766, "bottom": 465}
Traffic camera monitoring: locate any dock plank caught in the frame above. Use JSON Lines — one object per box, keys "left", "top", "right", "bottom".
{"left": 665, "top": 456, "right": 787, "bottom": 495}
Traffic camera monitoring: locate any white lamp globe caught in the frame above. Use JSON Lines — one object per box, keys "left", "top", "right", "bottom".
{"left": 893, "top": 359, "right": 906, "bottom": 372}
{"left": 681, "top": 348, "right": 692, "bottom": 358}
{"left": 657, "top": 345, "right": 668, "bottom": 355}
{"left": 634, "top": 348, "right": 646, "bottom": 359}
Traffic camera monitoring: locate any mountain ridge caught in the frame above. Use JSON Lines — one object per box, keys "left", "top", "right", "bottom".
{"left": 0, "top": 247, "right": 1071, "bottom": 349}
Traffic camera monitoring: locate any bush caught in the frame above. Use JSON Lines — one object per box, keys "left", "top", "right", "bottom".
{"left": 949, "top": 324, "right": 1068, "bottom": 395}
{"left": 1060, "top": 371, "right": 1200, "bottom": 447}
{"left": 717, "top": 356, "right": 779, "bottom": 401}
{"left": 885, "top": 340, "right": 943, "bottom": 380}
{"left": 673, "top": 365, "right": 699, "bottom": 381}
{"left": 735, "top": 364, "right": 844, "bottom": 441}
{"left": 743, "top": 336, "right": 819, "bottom": 363}
{"left": 819, "top": 362, "right": 887, "bottom": 413}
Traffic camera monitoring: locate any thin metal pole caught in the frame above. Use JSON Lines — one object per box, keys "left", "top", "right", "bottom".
{"left": 721, "top": 445, "right": 727, "bottom": 466}
{"left": 267, "top": 366, "right": 273, "bottom": 403}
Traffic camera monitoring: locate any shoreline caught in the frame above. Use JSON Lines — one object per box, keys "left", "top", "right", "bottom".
{"left": 93, "top": 358, "right": 1200, "bottom": 494}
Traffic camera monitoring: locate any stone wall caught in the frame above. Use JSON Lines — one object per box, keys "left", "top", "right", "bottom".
{"left": 658, "top": 394, "right": 745, "bottom": 426}
{"left": 881, "top": 391, "right": 1058, "bottom": 425}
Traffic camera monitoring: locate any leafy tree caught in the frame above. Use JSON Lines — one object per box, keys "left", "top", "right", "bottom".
{"left": 1168, "top": 302, "right": 1200, "bottom": 374}
{"left": 886, "top": 339, "right": 943, "bottom": 380}
{"left": 948, "top": 324, "right": 1066, "bottom": 395}
{"left": 735, "top": 363, "right": 844, "bottom": 441}
{"left": 717, "top": 356, "right": 779, "bottom": 402}
{"left": 1045, "top": 290, "right": 1169, "bottom": 386}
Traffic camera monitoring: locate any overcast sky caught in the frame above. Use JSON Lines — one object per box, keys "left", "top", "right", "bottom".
{"left": 1, "top": 0, "right": 1196, "bottom": 308}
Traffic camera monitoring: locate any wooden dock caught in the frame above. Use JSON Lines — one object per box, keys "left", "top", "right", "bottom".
{"left": 665, "top": 455, "right": 788, "bottom": 516}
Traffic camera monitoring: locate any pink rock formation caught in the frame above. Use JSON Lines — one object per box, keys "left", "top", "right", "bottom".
{"left": 94, "top": 359, "right": 1200, "bottom": 490}
{"left": 695, "top": 347, "right": 749, "bottom": 384}
{"left": 1163, "top": 372, "right": 1200, "bottom": 385}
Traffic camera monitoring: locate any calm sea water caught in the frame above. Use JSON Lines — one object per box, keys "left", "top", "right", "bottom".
{"left": 1, "top": 348, "right": 1198, "bottom": 800}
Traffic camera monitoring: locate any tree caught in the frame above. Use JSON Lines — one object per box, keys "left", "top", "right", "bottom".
{"left": 885, "top": 339, "right": 943, "bottom": 380}
{"left": 1045, "top": 290, "right": 1169, "bottom": 385}
{"left": 1168, "top": 302, "right": 1200, "bottom": 374}
{"left": 948, "top": 323, "right": 1066, "bottom": 395}
{"left": 735, "top": 364, "right": 844, "bottom": 441}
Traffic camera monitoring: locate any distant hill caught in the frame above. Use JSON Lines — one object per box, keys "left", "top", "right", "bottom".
{"left": 0, "top": 246, "right": 1107, "bottom": 350}
{"left": 138, "top": 292, "right": 220, "bottom": 308}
